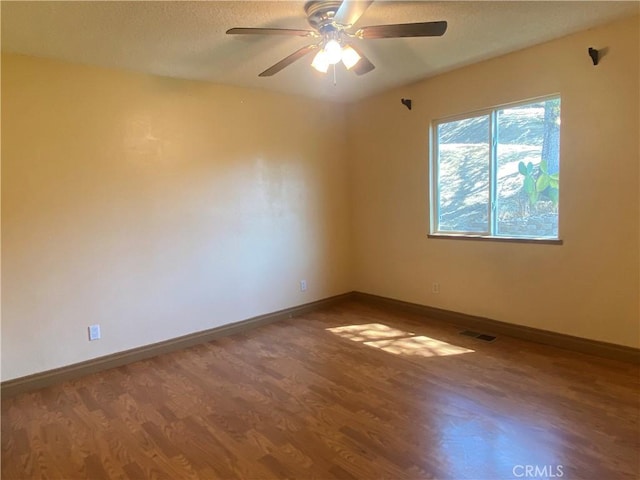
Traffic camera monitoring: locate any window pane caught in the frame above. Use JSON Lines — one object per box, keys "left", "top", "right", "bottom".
{"left": 496, "top": 98, "right": 560, "bottom": 238}
{"left": 437, "top": 115, "right": 490, "bottom": 233}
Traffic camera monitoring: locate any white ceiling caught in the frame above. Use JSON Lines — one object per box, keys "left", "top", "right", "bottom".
{"left": 2, "top": 1, "right": 638, "bottom": 102}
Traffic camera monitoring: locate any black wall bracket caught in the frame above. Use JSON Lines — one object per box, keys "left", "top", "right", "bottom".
{"left": 401, "top": 98, "right": 412, "bottom": 110}
{"left": 588, "top": 47, "right": 600, "bottom": 66}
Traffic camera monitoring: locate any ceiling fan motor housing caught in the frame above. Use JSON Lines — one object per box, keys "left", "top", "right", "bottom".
{"left": 305, "top": 1, "right": 344, "bottom": 30}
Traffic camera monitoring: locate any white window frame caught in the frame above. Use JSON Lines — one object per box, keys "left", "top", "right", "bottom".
{"left": 429, "top": 95, "right": 561, "bottom": 242}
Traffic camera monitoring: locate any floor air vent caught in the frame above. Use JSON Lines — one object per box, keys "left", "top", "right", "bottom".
{"left": 460, "top": 330, "right": 481, "bottom": 338}
{"left": 460, "top": 330, "right": 497, "bottom": 342}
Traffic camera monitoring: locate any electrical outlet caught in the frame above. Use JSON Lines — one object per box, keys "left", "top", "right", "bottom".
{"left": 88, "top": 324, "right": 101, "bottom": 341}
{"left": 431, "top": 282, "right": 440, "bottom": 294}
{"left": 300, "top": 280, "right": 307, "bottom": 292}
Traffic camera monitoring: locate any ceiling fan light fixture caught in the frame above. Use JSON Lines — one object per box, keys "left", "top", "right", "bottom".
{"left": 341, "top": 45, "right": 361, "bottom": 69}
{"left": 324, "top": 39, "right": 343, "bottom": 65}
{"left": 311, "top": 49, "right": 330, "bottom": 73}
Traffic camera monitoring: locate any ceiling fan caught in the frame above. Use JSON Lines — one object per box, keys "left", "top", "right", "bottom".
{"left": 226, "top": 0, "right": 447, "bottom": 77}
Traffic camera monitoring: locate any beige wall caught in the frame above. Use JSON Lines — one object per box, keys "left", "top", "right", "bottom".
{"left": 1, "top": 54, "right": 351, "bottom": 381}
{"left": 348, "top": 15, "right": 640, "bottom": 348}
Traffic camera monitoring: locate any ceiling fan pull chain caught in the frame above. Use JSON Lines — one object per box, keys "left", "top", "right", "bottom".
{"left": 333, "top": 63, "right": 337, "bottom": 86}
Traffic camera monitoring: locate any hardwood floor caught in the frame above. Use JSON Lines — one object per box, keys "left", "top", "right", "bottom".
{"left": 2, "top": 299, "right": 639, "bottom": 479}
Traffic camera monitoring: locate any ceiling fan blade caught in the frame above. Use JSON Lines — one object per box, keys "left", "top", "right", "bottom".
{"left": 259, "top": 44, "right": 319, "bottom": 77}
{"left": 357, "top": 21, "right": 447, "bottom": 39}
{"left": 226, "top": 27, "right": 315, "bottom": 37}
{"left": 348, "top": 44, "right": 375, "bottom": 76}
{"left": 334, "top": 0, "right": 374, "bottom": 27}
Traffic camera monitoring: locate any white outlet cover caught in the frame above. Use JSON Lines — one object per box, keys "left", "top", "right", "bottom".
{"left": 88, "top": 324, "right": 101, "bottom": 341}
{"left": 300, "top": 280, "right": 307, "bottom": 292}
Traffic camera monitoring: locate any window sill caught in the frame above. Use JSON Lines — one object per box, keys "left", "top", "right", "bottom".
{"left": 428, "top": 234, "right": 563, "bottom": 245}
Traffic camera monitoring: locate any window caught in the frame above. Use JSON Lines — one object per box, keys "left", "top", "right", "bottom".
{"left": 430, "top": 96, "right": 560, "bottom": 240}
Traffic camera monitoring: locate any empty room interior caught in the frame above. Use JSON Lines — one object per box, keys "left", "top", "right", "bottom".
{"left": 1, "top": 1, "right": 639, "bottom": 479}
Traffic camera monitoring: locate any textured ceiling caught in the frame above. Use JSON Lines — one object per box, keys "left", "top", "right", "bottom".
{"left": 2, "top": 1, "right": 638, "bottom": 102}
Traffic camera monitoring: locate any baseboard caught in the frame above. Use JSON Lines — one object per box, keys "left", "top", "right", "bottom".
{"left": 4, "top": 290, "right": 637, "bottom": 398}
{"left": 1, "top": 292, "right": 352, "bottom": 398}
{"left": 352, "top": 291, "right": 640, "bottom": 364}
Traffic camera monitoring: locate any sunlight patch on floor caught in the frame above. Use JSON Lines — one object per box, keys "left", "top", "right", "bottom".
{"left": 327, "top": 323, "right": 474, "bottom": 357}
{"left": 327, "top": 323, "right": 413, "bottom": 341}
